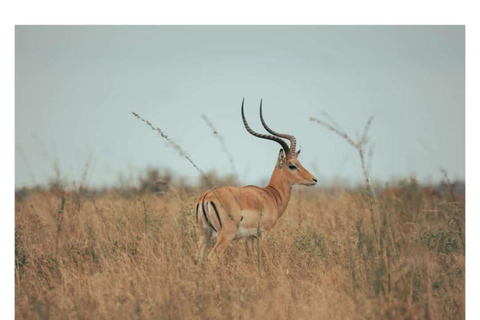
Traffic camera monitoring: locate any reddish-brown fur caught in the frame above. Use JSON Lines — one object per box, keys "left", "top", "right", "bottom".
{"left": 195, "top": 100, "right": 317, "bottom": 263}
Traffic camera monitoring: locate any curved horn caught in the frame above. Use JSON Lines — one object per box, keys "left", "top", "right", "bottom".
{"left": 259, "top": 100, "right": 297, "bottom": 155}
{"left": 241, "top": 99, "right": 291, "bottom": 154}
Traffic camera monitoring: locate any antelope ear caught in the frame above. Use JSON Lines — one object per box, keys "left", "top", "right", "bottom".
{"left": 277, "top": 149, "right": 286, "bottom": 168}
{"left": 295, "top": 149, "right": 301, "bottom": 158}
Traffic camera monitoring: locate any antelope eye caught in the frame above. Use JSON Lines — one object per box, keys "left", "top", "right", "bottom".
{"left": 288, "top": 164, "right": 297, "bottom": 170}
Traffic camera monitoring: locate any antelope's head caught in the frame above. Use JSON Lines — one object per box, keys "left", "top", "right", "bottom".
{"left": 241, "top": 99, "right": 318, "bottom": 187}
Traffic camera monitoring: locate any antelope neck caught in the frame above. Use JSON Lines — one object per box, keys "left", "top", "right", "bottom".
{"left": 265, "top": 169, "right": 292, "bottom": 217}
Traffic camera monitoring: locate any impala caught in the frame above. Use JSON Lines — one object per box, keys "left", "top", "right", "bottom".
{"left": 195, "top": 99, "right": 317, "bottom": 263}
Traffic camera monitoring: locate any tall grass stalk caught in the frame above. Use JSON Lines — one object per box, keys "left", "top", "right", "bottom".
{"left": 141, "top": 198, "right": 148, "bottom": 236}
{"left": 310, "top": 113, "right": 406, "bottom": 309}
{"left": 132, "top": 112, "right": 236, "bottom": 222}
{"left": 201, "top": 114, "right": 238, "bottom": 177}
{"left": 310, "top": 114, "right": 379, "bottom": 246}
{"left": 256, "top": 197, "right": 266, "bottom": 276}
{"left": 132, "top": 112, "right": 206, "bottom": 180}
{"left": 55, "top": 195, "right": 65, "bottom": 257}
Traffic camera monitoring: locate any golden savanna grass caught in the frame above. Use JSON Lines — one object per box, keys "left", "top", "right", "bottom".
{"left": 15, "top": 179, "right": 464, "bottom": 320}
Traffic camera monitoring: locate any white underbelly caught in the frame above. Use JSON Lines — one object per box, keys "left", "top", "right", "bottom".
{"left": 233, "top": 226, "right": 259, "bottom": 240}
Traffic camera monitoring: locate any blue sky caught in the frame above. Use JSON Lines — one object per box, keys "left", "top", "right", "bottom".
{"left": 15, "top": 26, "right": 464, "bottom": 188}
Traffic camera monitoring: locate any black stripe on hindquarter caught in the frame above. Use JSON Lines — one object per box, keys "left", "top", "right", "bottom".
{"left": 210, "top": 201, "right": 222, "bottom": 228}
{"left": 201, "top": 194, "right": 217, "bottom": 233}
{"left": 195, "top": 203, "right": 199, "bottom": 224}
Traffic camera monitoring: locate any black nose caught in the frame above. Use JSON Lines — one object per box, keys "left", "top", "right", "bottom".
{"left": 313, "top": 178, "right": 318, "bottom": 183}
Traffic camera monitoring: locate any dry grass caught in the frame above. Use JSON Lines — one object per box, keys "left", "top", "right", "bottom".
{"left": 15, "top": 180, "right": 464, "bottom": 320}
